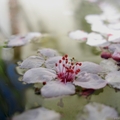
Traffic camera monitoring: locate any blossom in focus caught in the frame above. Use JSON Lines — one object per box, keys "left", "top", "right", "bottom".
{"left": 22, "top": 55, "right": 107, "bottom": 98}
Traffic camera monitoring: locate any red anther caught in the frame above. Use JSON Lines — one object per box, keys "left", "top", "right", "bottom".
{"left": 79, "top": 63, "right": 82, "bottom": 66}
{"left": 65, "top": 54, "right": 68, "bottom": 58}
{"left": 59, "top": 60, "right": 62, "bottom": 63}
{"left": 103, "top": 46, "right": 109, "bottom": 49}
{"left": 112, "top": 55, "right": 120, "bottom": 62}
{"left": 71, "top": 70, "right": 74, "bottom": 73}
{"left": 43, "top": 82, "right": 46, "bottom": 85}
{"left": 101, "top": 52, "right": 111, "bottom": 59}
{"left": 55, "top": 63, "right": 58, "bottom": 66}
{"left": 62, "top": 57, "right": 65, "bottom": 60}
{"left": 63, "top": 64, "right": 65, "bottom": 67}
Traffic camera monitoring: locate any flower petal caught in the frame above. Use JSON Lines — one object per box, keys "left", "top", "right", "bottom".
{"left": 45, "top": 56, "right": 62, "bottom": 69}
{"left": 41, "top": 81, "right": 75, "bottom": 98}
{"left": 38, "top": 48, "right": 59, "bottom": 58}
{"left": 86, "top": 32, "right": 109, "bottom": 47}
{"left": 109, "top": 44, "right": 120, "bottom": 53}
{"left": 74, "top": 72, "right": 107, "bottom": 89}
{"left": 22, "top": 68, "right": 56, "bottom": 83}
{"left": 7, "top": 35, "right": 26, "bottom": 47}
{"left": 100, "top": 59, "right": 118, "bottom": 73}
{"left": 105, "top": 71, "right": 120, "bottom": 89}
{"left": 19, "top": 56, "right": 45, "bottom": 69}
{"left": 12, "top": 107, "right": 61, "bottom": 120}
{"left": 25, "top": 32, "right": 42, "bottom": 42}
{"left": 80, "top": 61, "right": 102, "bottom": 74}
{"left": 68, "top": 30, "right": 88, "bottom": 40}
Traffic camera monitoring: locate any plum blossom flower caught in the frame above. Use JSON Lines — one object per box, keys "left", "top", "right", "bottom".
{"left": 68, "top": 30, "right": 88, "bottom": 41}
{"left": 22, "top": 55, "right": 107, "bottom": 98}
{"left": 12, "top": 107, "right": 61, "bottom": 120}
{"left": 85, "top": 14, "right": 103, "bottom": 25}
{"left": 77, "top": 102, "right": 119, "bottom": 120}
{"left": 7, "top": 32, "right": 42, "bottom": 47}
{"left": 86, "top": 32, "right": 109, "bottom": 47}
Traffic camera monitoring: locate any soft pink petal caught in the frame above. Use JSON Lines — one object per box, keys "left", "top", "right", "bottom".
{"left": 74, "top": 72, "right": 107, "bottom": 89}
{"left": 41, "top": 81, "right": 75, "bottom": 98}
{"left": 80, "top": 61, "right": 102, "bottom": 74}
{"left": 22, "top": 68, "right": 56, "bottom": 83}
{"left": 19, "top": 56, "right": 45, "bottom": 69}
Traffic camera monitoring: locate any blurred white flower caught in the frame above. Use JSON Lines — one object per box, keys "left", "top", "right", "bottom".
{"left": 7, "top": 32, "right": 42, "bottom": 47}
{"left": 77, "top": 102, "right": 118, "bottom": 120}
{"left": 68, "top": 30, "right": 88, "bottom": 40}
{"left": 85, "top": 14, "right": 103, "bottom": 25}
{"left": 86, "top": 32, "right": 109, "bottom": 47}
{"left": 105, "top": 71, "right": 120, "bottom": 89}
{"left": 12, "top": 107, "right": 61, "bottom": 120}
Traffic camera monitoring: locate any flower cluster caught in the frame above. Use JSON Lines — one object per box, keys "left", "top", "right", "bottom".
{"left": 68, "top": 1, "right": 120, "bottom": 92}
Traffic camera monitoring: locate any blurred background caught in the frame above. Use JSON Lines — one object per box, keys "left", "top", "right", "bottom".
{"left": 0, "top": 0, "right": 120, "bottom": 120}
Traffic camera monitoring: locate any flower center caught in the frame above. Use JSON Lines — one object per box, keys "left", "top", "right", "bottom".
{"left": 55, "top": 55, "right": 81, "bottom": 83}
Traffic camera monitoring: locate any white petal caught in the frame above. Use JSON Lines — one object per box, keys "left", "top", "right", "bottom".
{"left": 45, "top": 56, "right": 62, "bottom": 69}
{"left": 86, "top": 32, "right": 109, "bottom": 47}
{"left": 80, "top": 61, "right": 102, "bottom": 74}
{"left": 85, "top": 14, "right": 103, "bottom": 25}
{"left": 22, "top": 68, "right": 56, "bottom": 83}
{"left": 105, "top": 71, "right": 120, "bottom": 89}
{"left": 25, "top": 32, "right": 42, "bottom": 42}
{"left": 108, "top": 33, "right": 120, "bottom": 42}
{"left": 91, "top": 24, "right": 113, "bottom": 35}
{"left": 12, "top": 107, "right": 61, "bottom": 120}
{"left": 108, "top": 23, "right": 120, "bottom": 30}
{"left": 109, "top": 44, "right": 120, "bottom": 53}
{"left": 19, "top": 56, "right": 45, "bottom": 69}
{"left": 100, "top": 59, "right": 118, "bottom": 73}
{"left": 41, "top": 81, "right": 75, "bottom": 98}
{"left": 77, "top": 102, "right": 118, "bottom": 120}
{"left": 74, "top": 72, "right": 106, "bottom": 89}
{"left": 38, "top": 48, "right": 59, "bottom": 58}
{"left": 7, "top": 35, "right": 26, "bottom": 47}
{"left": 68, "top": 30, "right": 88, "bottom": 40}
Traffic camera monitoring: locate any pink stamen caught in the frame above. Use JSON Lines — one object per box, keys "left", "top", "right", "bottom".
{"left": 55, "top": 55, "right": 81, "bottom": 83}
